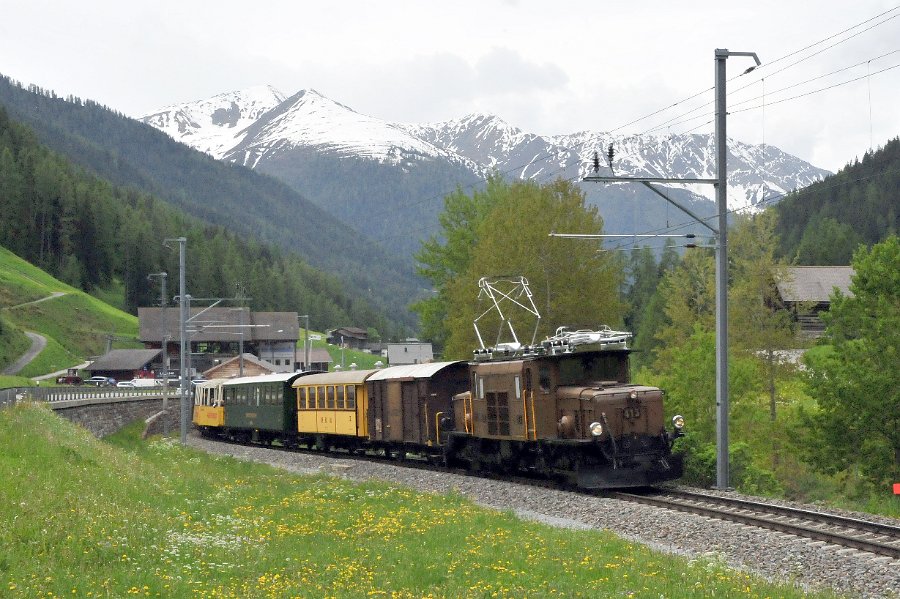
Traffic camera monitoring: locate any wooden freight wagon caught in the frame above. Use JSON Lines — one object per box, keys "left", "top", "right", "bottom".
{"left": 366, "top": 361, "right": 469, "bottom": 451}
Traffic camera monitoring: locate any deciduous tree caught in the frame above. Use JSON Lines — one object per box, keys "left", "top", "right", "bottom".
{"left": 801, "top": 235, "right": 900, "bottom": 487}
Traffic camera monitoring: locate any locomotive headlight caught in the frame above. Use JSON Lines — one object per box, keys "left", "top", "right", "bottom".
{"left": 589, "top": 421, "right": 604, "bottom": 437}
{"left": 629, "top": 390, "right": 638, "bottom": 400}
{"left": 672, "top": 414, "right": 685, "bottom": 429}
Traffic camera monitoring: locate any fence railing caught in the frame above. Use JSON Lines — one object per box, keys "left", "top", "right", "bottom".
{"left": 0, "top": 386, "right": 186, "bottom": 408}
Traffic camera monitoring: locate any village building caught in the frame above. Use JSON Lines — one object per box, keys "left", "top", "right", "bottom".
{"left": 138, "top": 307, "right": 300, "bottom": 374}
{"left": 327, "top": 326, "right": 368, "bottom": 350}
{"left": 84, "top": 348, "right": 161, "bottom": 382}
{"left": 775, "top": 266, "right": 854, "bottom": 338}
{"left": 386, "top": 341, "right": 434, "bottom": 365}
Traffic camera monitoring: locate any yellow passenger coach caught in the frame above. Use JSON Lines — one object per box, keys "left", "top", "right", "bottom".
{"left": 293, "top": 369, "right": 374, "bottom": 450}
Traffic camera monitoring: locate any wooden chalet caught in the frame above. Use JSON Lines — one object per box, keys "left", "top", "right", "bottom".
{"left": 85, "top": 349, "right": 162, "bottom": 382}
{"left": 327, "top": 326, "right": 368, "bottom": 349}
{"left": 775, "top": 266, "right": 854, "bottom": 338}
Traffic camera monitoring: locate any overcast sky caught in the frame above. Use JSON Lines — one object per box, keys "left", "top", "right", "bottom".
{"left": 1, "top": 1, "right": 898, "bottom": 172}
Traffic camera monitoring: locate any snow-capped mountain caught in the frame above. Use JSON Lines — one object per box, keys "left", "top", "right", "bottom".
{"left": 222, "top": 89, "right": 477, "bottom": 171}
{"left": 141, "top": 85, "right": 286, "bottom": 158}
{"left": 141, "top": 85, "right": 830, "bottom": 218}
{"left": 406, "top": 113, "right": 830, "bottom": 212}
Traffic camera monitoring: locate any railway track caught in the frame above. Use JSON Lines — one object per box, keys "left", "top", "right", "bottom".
{"left": 611, "top": 488, "right": 900, "bottom": 560}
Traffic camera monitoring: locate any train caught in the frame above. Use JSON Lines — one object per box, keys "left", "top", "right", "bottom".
{"left": 192, "top": 325, "right": 685, "bottom": 489}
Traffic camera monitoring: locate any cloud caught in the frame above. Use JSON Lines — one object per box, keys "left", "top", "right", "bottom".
{"left": 473, "top": 47, "right": 568, "bottom": 95}
{"left": 273, "top": 47, "right": 569, "bottom": 127}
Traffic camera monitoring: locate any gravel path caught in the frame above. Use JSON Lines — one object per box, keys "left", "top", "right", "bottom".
{"left": 187, "top": 434, "right": 899, "bottom": 598}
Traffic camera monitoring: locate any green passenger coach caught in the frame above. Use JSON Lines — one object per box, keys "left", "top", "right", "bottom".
{"left": 221, "top": 372, "right": 306, "bottom": 444}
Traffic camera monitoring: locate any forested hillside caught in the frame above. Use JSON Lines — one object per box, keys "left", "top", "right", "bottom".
{"left": 0, "top": 107, "right": 398, "bottom": 337}
{"left": 774, "top": 137, "right": 900, "bottom": 264}
{"left": 0, "top": 75, "right": 421, "bottom": 328}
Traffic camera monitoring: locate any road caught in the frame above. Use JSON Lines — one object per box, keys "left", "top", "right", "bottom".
{"left": 2, "top": 291, "right": 70, "bottom": 377}
{"left": 1, "top": 331, "right": 47, "bottom": 375}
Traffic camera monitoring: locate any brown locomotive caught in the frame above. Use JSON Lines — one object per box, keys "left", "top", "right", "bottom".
{"left": 444, "top": 327, "right": 684, "bottom": 487}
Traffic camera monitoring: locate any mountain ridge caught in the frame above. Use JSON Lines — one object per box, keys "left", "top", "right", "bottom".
{"left": 142, "top": 85, "right": 831, "bottom": 215}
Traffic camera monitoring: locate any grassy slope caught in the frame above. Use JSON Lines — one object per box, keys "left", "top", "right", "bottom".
{"left": 0, "top": 246, "right": 139, "bottom": 382}
{"left": 0, "top": 402, "right": 830, "bottom": 599}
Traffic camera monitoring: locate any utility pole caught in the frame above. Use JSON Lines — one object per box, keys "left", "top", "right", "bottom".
{"left": 575, "top": 48, "right": 759, "bottom": 491}
{"left": 713, "top": 48, "right": 760, "bottom": 490}
{"left": 164, "top": 237, "right": 190, "bottom": 444}
{"left": 147, "top": 272, "right": 169, "bottom": 435}
{"left": 299, "top": 314, "right": 310, "bottom": 372}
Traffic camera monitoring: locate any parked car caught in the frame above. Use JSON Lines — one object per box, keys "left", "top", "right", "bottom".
{"left": 56, "top": 374, "right": 83, "bottom": 385}
{"left": 86, "top": 376, "right": 114, "bottom": 387}
{"left": 130, "top": 378, "right": 163, "bottom": 388}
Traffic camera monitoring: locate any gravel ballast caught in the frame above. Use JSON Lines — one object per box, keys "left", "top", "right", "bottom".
{"left": 187, "top": 435, "right": 899, "bottom": 598}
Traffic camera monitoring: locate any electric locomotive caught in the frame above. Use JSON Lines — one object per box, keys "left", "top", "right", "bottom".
{"left": 445, "top": 276, "right": 684, "bottom": 488}
{"left": 445, "top": 326, "right": 684, "bottom": 487}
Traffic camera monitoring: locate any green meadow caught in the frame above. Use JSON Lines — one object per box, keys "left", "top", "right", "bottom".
{"left": 0, "top": 402, "right": 838, "bottom": 598}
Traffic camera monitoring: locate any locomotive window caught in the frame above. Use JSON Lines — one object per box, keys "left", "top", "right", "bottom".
{"left": 524, "top": 368, "right": 533, "bottom": 392}
{"left": 514, "top": 376, "right": 521, "bottom": 400}
{"left": 336, "top": 385, "right": 345, "bottom": 409}
{"left": 559, "top": 353, "right": 628, "bottom": 385}
{"left": 326, "top": 386, "right": 336, "bottom": 408}
{"left": 539, "top": 366, "right": 551, "bottom": 393}
{"left": 346, "top": 385, "right": 356, "bottom": 409}
{"left": 478, "top": 376, "right": 484, "bottom": 400}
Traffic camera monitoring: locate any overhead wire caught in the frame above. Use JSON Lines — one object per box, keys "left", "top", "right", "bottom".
{"left": 358, "top": 5, "right": 900, "bottom": 249}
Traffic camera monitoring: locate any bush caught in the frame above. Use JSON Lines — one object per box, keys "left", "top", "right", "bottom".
{"left": 673, "top": 437, "right": 782, "bottom": 495}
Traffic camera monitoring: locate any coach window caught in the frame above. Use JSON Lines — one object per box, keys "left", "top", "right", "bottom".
{"left": 346, "top": 385, "right": 356, "bottom": 409}
{"left": 336, "top": 385, "right": 345, "bottom": 409}
{"left": 317, "top": 386, "right": 326, "bottom": 409}
{"left": 326, "top": 385, "right": 336, "bottom": 409}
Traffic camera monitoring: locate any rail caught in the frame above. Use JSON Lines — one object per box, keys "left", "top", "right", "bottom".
{"left": 611, "top": 489, "right": 900, "bottom": 560}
